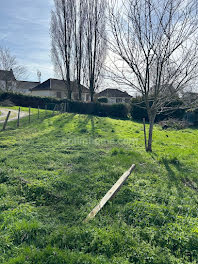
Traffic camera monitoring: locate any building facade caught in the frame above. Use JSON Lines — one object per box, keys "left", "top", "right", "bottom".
{"left": 96, "top": 88, "right": 132, "bottom": 104}
{"left": 31, "top": 79, "right": 90, "bottom": 102}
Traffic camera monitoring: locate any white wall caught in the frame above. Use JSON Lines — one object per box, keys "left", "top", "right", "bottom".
{"left": 31, "top": 90, "right": 54, "bottom": 97}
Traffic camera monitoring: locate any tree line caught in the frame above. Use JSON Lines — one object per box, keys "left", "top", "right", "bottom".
{"left": 50, "top": 0, "right": 107, "bottom": 102}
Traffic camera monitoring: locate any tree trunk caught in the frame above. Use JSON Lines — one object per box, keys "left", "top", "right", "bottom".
{"left": 90, "top": 92, "right": 94, "bottom": 102}
{"left": 147, "top": 118, "right": 155, "bottom": 152}
{"left": 90, "top": 78, "right": 94, "bottom": 102}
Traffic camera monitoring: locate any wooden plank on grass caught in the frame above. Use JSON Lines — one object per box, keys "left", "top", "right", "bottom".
{"left": 85, "top": 164, "right": 136, "bottom": 222}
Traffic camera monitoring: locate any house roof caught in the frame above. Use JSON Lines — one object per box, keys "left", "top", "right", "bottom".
{"left": 97, "top": 88, "right": 132, "bottom": 98}
{"left": 17, "top": 81, "right": 40, "bottom": 90}
{"left": 0, "top": 69, "right": 16, "bottom": 81}
{"left": 31, "top": 79, "right": 89, "bottom": 93}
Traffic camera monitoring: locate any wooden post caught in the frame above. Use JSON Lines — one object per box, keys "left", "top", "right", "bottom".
{"left": 2, "top": 111, "right": 11, "bottom": 130}
{"left": 143, "top": 118, "right": 147, "bottom": 151}
{"left": 53, "top": 104, "right": 56, "bottom": 115}
{"left": 38, "top": 106, "right": 40, "bottom": 119}
{"left": 17, "top": 107, "right": 21, "bottom": 128}
{"left": 60, "top": 103, "right": 64, "bottom": 114}
{"left": 29, "top": 107, "right": 31, "bottom": 123}
{"left": 44, "top": 105, "right": 47, "bottom": 117}
{"left": 84, "top": 164, "right": 136, "bottom": 222}
{"left": 64, "top": 102, "right": 66, "bottom": 113}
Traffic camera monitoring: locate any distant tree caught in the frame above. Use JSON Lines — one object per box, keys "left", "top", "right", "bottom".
{"left": 37, "top": 70, "right": 42, "bottom": 83}
{"left": 0, "top": 46, "right": 26, "bottom": 80}
{"left": 50, "top": 0, "right": 107, "bottom": 101}
{"left": 84, "top": 0, "right": 107, "bottom": 101}
{"left": 109, "top": 0, "right": 198, "bottom": 152}
{"left": 51, "top": 0, "right": 75, "bottom": 100}
{"left": 73, "top": 0, "right": 87, "bottom": 101}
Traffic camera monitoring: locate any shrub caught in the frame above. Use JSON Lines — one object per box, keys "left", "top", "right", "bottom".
{"left": 0, "top": 92, "right": 61, "bottom": 110}
{"left": 159, "top": 119, "right": 189, "bottom": 130}
{"left": 130, "top": 97, "right": 186, "bottom": 122}
{"left": 68, "top": 101, "right": 128, "bottom": 118}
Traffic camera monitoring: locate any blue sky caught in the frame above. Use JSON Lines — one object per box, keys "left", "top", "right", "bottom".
{"left": 0, "top": 0, "right": 54, "bottom": 82}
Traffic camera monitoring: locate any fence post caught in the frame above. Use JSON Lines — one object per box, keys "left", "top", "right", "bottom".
{"left": 3, "top": 111, "right": 11, "bottom": 131}
{"left": 29, "top": 107, "right": 31, "bottom": 123}
{"left": 38, "top": 106, "right": 40, "bottom": 119}
{"left": 64, "top": 102, "right": 66, "bottom": 113}
{"left": 60, "top": 103, "right": 64, "bottom": 114}
{"left": 17, "top": 107, "right": 21, "bottom": 128}
{"left": 45, "top": 105, "right": 47, "bottom": 117}
{"left": 53, "top": 104, "right": 57, "bottom": 115}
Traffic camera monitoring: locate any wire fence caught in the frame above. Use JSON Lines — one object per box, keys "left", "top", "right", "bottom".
{"left": 0, "top": 103, "right": 68, "bottom": 131}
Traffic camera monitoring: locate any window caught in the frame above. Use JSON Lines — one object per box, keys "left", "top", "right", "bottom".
{"left": 56, "top": 92, "right": 62, "bottom": 98}
{"left": 125, "top": 98, "right": 130, "bottom": 103}
{"left": 116, "top": 98, "right": 122, "bottom": 103}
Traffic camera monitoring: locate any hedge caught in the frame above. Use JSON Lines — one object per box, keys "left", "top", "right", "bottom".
{"left": 0, "top": 92, "right": 129, "bottom": 119}
{"left": 131, "top": 97, "right": 186, "bottom": 122}
{"left": 0, "top": 92, "right": 62, "bottom": 110}
{"left": 68, "top": 100, "right": 128, "bottom": 118}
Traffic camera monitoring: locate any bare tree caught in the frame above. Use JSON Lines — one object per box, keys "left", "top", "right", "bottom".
{"left": 51, "top": 0, "right": 75, "bottom": 100}
{"left": 0, "top": 46, "right": 26, "bottom": 80}
{"left": 73, "top": 0, "right": 87, "bottom": 101}
{"left": 108, "top": 0, "right": 198, "bottom": 151}
{"left": 84, "top": 0, "right": 107, "bottom": 101}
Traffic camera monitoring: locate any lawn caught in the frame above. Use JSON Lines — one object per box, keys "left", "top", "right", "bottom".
{"left": 0, "top": 107, "right": 198, "bottom": 264}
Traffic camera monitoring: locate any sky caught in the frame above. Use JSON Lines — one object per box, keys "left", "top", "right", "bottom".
{"left": 0, "top": 0, "right": 54, "bottom": 82}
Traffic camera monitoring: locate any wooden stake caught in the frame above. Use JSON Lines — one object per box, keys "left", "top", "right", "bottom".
{"left": 45, "top": 105, "right": 47, "bottom": 116}
{"left": 84, "top": 164, "right": 136, "bottom": 222}
{"left": 53, "top": 104, "right": 57, "bottom": 115}
{"left": 3, "top": 111, "right": 11, "bottom": 130}
{"left": 17, "top": 107, "right": 21, "bottom": 128}
{"left": 143, "top": 118, "right": 147, "bottom": 151}
{"left": 38, "top": 106, "right": 40, "bottom": 119}
{"left": 29, "top": 107, "right": 31, "bottom": 123}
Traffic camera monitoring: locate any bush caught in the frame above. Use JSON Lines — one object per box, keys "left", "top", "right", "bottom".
{"left": 64, "top": 101, "right": 128, "bottom": 118}
{"left": 159, "top": 119, "right": 189, "bottom": 130}
{"left": 131, "top": 97, "right": 186, "bottom": 122}
{"left": 0, "top": 92, "right": 62, "bottom": 110}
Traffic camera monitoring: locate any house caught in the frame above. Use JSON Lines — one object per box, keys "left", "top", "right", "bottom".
{"left": 96, "top": 88, "right": 132, "bottom": 104}
{"left": 16, "top": 81, "right": 40, "bottom": 94}
{"left": 0, "top": 69, "right": 40, "bottom": 94}
{"left": 31, "top": 79, "right": 90, "bottom": 101}
{"left": 0, "top": 69, "right": 17, "bottom": 91}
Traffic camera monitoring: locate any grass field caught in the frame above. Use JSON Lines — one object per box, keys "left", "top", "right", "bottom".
{"left": 0, "top": 107, "right": 198, "bottom": 263}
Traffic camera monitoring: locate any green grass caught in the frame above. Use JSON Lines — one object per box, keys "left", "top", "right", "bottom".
{"left": 0, "top": 106, "right": 198, "bottom": 264}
